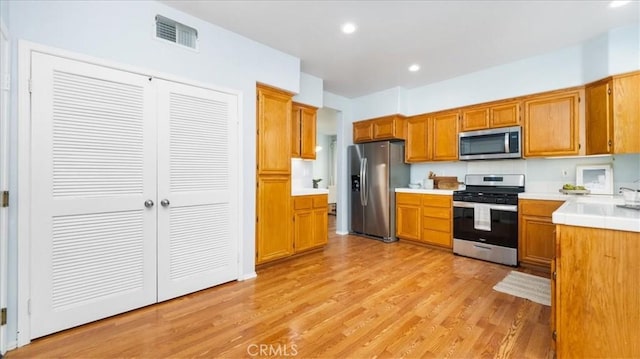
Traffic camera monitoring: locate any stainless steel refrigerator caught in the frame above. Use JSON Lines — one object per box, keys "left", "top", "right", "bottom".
{"left": 348, "top": 141, "right": 410, "bottom": 242}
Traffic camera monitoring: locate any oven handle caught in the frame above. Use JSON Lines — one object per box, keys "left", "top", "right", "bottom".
{"left": 453, "top": 201, "right": 518, "bottom": 212}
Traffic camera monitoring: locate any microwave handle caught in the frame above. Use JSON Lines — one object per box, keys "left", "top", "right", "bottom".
{"left": 504, "top": 132, "right": 510, "bottom": 153}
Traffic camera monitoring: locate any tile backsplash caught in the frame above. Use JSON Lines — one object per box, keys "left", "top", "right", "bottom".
{"left": 292, "top": 159, "right": 314, "bottom": 189}
{"left": 410, "top": 153, "right": 640, "bottom": 194}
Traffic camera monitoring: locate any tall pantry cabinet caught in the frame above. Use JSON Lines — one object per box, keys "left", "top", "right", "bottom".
{"left": 256, "top": 84, "right": 294, "bottom": 264}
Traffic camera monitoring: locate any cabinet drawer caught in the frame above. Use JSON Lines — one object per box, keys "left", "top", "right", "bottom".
{"left": 422, "top": 206, "right": 451, "bottom": 219}
{"left": 422, "top": 217, "right": 450, "bottom": 233}
{"left": 421, "top": 195, "right": 451, "bottom": 208}
{"left": 397, "top": 193, "right": 421, "bottom": 206}
{"left": 293, "top": 196, "right": 313, "bottom": 210}
{"left": 313, "top": 195, "right": 328, "bottom": 208}
{"left": 422, "top": 229, "right": 452, "bottom": 248}
{"left": 519, "top": 199, "right": 563, "bottom": 217}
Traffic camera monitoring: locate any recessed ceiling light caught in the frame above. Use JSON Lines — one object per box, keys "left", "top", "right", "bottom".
{"left": 341, "top": 22, "right": 357, "bottom": 34}
{"left": 408, "top": 64, "right": 421, "bottom": 72}
{"left": 610, "top": 0, "right": 631, "bottom": 8}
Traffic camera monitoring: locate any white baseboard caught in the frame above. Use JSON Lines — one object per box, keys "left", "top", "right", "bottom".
{"left": 239, "top": 272, "right": 257, "bottom": 281}
{"left": 336, "top": 230, "right": 349, "bottom": 235}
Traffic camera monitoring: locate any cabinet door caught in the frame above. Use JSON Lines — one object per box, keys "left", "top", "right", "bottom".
{"left": 397, "top": 205, "right": 421, "bottom": 240}
{"left": 461, "top": 107, "right": 489, "bottom": 131}
{"left": 300, "top": 106, "right": 317, "bottom": 159}
{"left": 396, "top": 193, "right": 421, "bottom": 240}
{"left": 585, "top": 79, "right": 613, "bottom": 155}
{"left": 405, "top": 114, "right": 430, "bottom": 162}
{"left": 524, "top": 90, "right": 580, "bottom": 157}
{"left": 490, "top": 101, "right": 520, "bottom": 128}
{"left": 353, "top": 121, "right": 373, "bottom": 143}
{"left": 373, "top": 117, "right": 395, "bottom": 139}
{"left": 257, "top": 85, "right": 292, "bottom": 174}
{"left": 431, "top": 111, "right": 459, "bottom": 161}
{"left": 256, "top": 176, "right": 293, "bottom": 263}
{"left": 293, "top": 209, "right": 314, "bottom": 252}
{"left": 312, "top": 206, "right": 328, "bottom": 247}
{"left": 519, "top": 216, "right": 555, "bottom": 267}
{"left": 612, "top": 72, "right": 640, "bottom": 154}
{"left": 291, "top": 107, "right": 301, "bottom": 157}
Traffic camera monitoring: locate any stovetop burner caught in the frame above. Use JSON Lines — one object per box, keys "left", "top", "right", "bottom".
{"left": 454, "top": 174, "right": 525, "bottom": 205}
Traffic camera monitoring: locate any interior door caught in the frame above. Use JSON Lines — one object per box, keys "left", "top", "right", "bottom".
{"left": 0, "top": 23, "right": 10, "bottom": 354}
{"left": 30, "top": 53, "right": 157, "bottom": 338}
{"left": 156, "top": 79, "right": 239, "bottom": 301}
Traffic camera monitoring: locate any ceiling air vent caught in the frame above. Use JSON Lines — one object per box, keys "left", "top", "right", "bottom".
{"left": 155, "top": 15, "right": 198, "bottom": 49}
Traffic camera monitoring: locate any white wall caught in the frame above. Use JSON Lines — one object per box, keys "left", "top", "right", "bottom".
{"left": 293, "top": 72, "right": 323, "bottom": 108}
{"left": 322, "top": 91, "right": 352, "bottom": 234}
{"left": 410, "top": 154, "right": 640, "bottom": 194}
{"left": 5, "top": 0, "right": 301, "bottom": 347}
{"left": 351, "top": 86, "right": 409, "bottom": 120}
{"left": 312, "top": 134, "right": 332, "bottom": 188}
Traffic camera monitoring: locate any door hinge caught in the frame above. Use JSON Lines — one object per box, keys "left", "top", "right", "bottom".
{"left": 1, "top": 307, "right": 6, "bottom": 325}
{"left": 552, "top": 271, "right": 557, "bottom": 281}
{"left": 578, "top": 96, "right": 581, "bottom": 103}
{"left": 1, "top": 191, "right": 8, "bottom": 207}
{"left": 28, "top": 78, "right": 33, "bottom": 93}
{"left": 552, "top": 330, "right": 557, "bottom": 341}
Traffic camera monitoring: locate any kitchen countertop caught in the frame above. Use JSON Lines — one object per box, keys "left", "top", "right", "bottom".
{"left": 552, "top": 196, "right": 640, "bottom": 233}
{"left": 395, "top": 188, "right": 455, "bottom": 195}
{"left": 518, "top": 192, "right": 574, "bottom": 201}
{"left": 292, "top": 188, "right": 329, "bottom": 196}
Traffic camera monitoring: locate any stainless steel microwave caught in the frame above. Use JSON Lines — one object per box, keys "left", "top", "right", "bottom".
{"left": 458, "top": 126, "right": 522, "bottom": 160}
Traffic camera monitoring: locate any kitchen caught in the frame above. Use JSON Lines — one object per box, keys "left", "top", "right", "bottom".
{"left": 1, "top": 1, "right": 640, "bottom": 358}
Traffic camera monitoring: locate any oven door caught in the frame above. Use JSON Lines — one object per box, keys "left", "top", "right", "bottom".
{"left": 452, "top": 201, "right": 518, "bottom": 248}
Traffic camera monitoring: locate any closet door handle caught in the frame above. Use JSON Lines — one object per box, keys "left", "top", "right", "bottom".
{"left": 144, "top": 200, "right": 154, "bottom": 208}
{"left": 160, "top": 199, "right": 170, "bottom": 207}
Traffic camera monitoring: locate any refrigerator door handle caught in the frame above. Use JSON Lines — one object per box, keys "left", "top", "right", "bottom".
{"left": 362, "top": 157, "right": 368, "bottom": 206}
{"left": 359, "top": 159, "right": 365, "bottom": 206}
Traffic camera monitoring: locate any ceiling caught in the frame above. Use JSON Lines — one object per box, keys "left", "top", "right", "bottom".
{"left": 162, "top": 1, "right": 640, "bottom": 99}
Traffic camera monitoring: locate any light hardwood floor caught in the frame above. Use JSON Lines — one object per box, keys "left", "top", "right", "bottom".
{"left": 8, "top": 216, "right": 552, "bottom": 358}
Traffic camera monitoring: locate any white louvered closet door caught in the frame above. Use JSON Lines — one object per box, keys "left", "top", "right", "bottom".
{"left": 156, "top": 79, "right": 239, "bottom": 301}
{"left": 30, "top": 53, "right": 157, "bottom": 338}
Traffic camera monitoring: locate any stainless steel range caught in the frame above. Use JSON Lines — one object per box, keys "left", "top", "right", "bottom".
{"left": 452, "top": 174, "right": 525, "bottom": 266}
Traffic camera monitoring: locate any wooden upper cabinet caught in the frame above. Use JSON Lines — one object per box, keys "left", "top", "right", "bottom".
{"left": 460, "top": 100, "right": 520, "bottom": 132}
{"left": 490, "top": 101, "right": 521, "bottom": 128}
{"left": 353, "top": 121, "right": 373, "bottom": 143}
{"left": 585, "top": 79, "right": 613, "bottom": 155}
{"left": 612, "top": 72, "right": 640, "bottom": 154}
{"left": 405, "top": 114, "right": 431, "bottom": 162}
{"left": 257, "top": 84, "right": 292, "bottom": 174}
{"left": 523, "top": 89, "right": 581, "bottom": 158}
{"left": 586, "top": 71, "right": 640, "bottom": 155}
{"left": 460, "top": 107, "right": 489, "bottom": 131}
{"left": 431, "top": 110, "right": 459, "bottom": 161}
{"left": 405, "top": 111, "right": 459, "bottom": 162}
{"left": 353, "top": 115, "right": 405, "bottom": 143}
{"left": 291, "top": 103, "right": 317, "bottom": 159}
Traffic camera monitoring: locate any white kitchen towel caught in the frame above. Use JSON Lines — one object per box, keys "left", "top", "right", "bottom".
{"left": 474, "top": 204, "right": 492, "bottom": 231}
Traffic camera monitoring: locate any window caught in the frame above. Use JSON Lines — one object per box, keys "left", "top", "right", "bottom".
{"left": 155, "top": 15, "right": 198, "bottom": 49}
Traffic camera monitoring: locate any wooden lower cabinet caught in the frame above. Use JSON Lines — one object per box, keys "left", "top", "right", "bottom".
{"left": 553, "top": 225, "right": 640, "bottom": 358}
{"left": 421, "top": 195, "right": 453, "bottom": 248}
{"left": 518, "top": 199, "right": 564, "bottom": 269}
{"left": 396, "top": 193, "right": 421, "bottom": 240}
{"left": 256, "top": 176, "right": 293, "bottom": 264}
{"left": 293, "top": 195, "right": 328, "bottom": 252}
{"left": 396, "top": 192, "right": 452, "bottom": 248}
